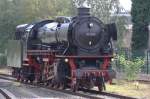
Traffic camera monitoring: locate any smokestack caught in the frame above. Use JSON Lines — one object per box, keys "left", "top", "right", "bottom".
{"left": 78, "top": 7, "right": 90, "bottom": 16}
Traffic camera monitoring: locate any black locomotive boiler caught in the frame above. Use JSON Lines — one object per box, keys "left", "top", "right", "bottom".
{"left": 7, "top": 7, "right": 117, "bottom": 92}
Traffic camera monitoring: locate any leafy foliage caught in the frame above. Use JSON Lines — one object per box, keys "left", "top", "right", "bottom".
{"left": 131, "top": 0, "right": 150, "bottom": 52}
{"left": 118, "top": 55, "right": 144, "bottom": 81}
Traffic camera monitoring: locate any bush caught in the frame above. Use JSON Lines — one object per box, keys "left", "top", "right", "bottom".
{"left": 118, "top": 55, "right": 144, "bottom": 81}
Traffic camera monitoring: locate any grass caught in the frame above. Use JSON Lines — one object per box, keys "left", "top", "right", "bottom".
{"left": 106, "top": 79, "right": 150, "bottom": 99}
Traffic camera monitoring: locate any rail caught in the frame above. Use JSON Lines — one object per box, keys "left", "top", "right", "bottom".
{"left": 0, "top": 74, "right": 136, "bottom": 99}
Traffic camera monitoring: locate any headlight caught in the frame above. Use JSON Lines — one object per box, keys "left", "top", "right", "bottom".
{"left": 111, "top": 58, "right": 114, "bottom": 62}
{"left": 65, "top": 58, "right": 69, "bottom": 62}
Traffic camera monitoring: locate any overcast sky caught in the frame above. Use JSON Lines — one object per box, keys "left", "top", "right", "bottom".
{"left": 119, "top": 0, "right": 132, "bottom": 11}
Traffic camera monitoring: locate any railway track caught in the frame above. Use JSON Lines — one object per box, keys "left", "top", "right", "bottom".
{"left": 0, "top": 74, "right": 136, "bottom": 99}
{"left": 0, "top": 88, "right": 11, "bottom": 99}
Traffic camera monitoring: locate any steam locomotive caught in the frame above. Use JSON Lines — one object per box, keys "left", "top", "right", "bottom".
{"left": 7, "top": 8, "right": 117, "bottom": 92}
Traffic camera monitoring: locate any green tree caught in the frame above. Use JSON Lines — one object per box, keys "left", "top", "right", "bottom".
{"left": 131, "top": 0, "right": 150, "bottom": 54}
{"left": 0, "top": 0, "right": 19, "bottom": 52}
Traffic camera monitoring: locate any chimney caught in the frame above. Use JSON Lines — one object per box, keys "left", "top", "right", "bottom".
{"left": 78, "top": 7, "right": 90, "bottom": 16}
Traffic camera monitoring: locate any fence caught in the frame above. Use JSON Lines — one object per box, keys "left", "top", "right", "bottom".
{"left": 113, "top": 48, "right": 150, "bottom": 74}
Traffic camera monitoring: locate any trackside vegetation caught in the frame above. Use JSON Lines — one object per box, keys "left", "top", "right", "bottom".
{"left": 118, "top": 55, "right": 145, "bottom": 81}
